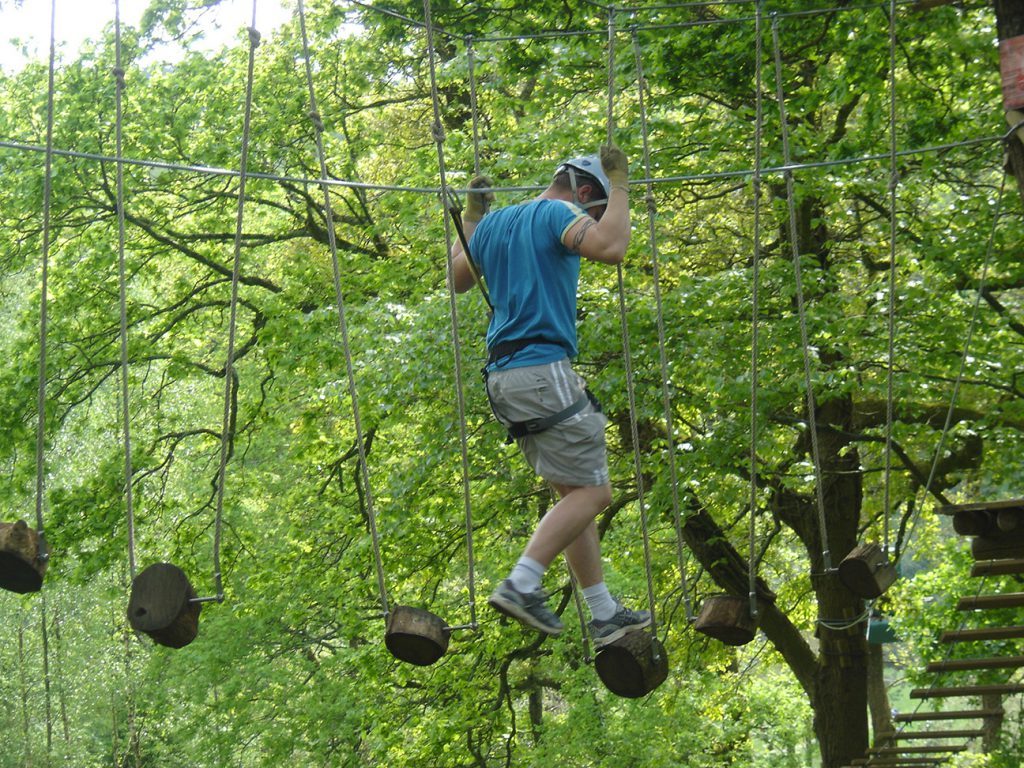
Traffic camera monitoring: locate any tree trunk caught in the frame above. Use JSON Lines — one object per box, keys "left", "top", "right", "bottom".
{"left": 810, "top": 576, "right": 870, "bottom": 768}
{"left": 798, "top": 395, "right": 871, "bottom": 768}
{"left": 866, "top": 643, "right": 893, "bottom": 743}
{"left": 981, "top": 692, "right": 1004, "bottom": 753}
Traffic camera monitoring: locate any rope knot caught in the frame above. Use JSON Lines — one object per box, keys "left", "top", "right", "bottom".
{"left": 248, "top": 27, "right": 262, "bottom": 47}
{"left": 112, "top": 67, "right": 126, "bottom": 89}
{"left": 308, "top": 110, "right": 325, "bottom": 133}
{"left": 430, "top": 121, "right": 446, "bottom": 145}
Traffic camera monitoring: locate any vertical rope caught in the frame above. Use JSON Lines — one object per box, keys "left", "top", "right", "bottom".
{"left": 631, "top": 28, "right": 692, "bottom": 623}
{"left": 748, "top": 0, "right": 765, "bottom": 620}
{"left": 770, "top": 14, "right": 833, "bottom": 572}
{"left": 466, "top": 36, "right": 482, "bottom": 177}
{"left": 296, "top": 0, "right": 391, "bottom": 617}
{"left": 40, "top": 596, "right": 54, "bottom": 757}
{"left": 33, "top": 0, "right": 59, "bottom": 564}
{"left": 210, "top": 0, "right": 261, "bottom": 603}
{"left": 606, "top": 16, "right": 659, "bottom": 651}
{"left": 882, "top": 0, "right": 899, "bottom": 556}
{"left": 605, "top": 7, "right": 616, "bottom": 146}
{"left": 50, "top": 602, "right": 70, "bottom": 745}
{"left": 422, "top": 0, "right": 478, "bottom": 629}
{"left": 19, "top": 614, "right": 31, "bottom": 767}
{"left": 113, "top": 0, "right": 137, "bottom": 581}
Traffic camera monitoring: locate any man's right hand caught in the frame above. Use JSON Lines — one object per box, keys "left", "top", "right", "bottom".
{"left": 464, "top": 175, "right": 495, "bottom": 223}
{"left": 600, "top": 145, "right": 628, "bottom": 189}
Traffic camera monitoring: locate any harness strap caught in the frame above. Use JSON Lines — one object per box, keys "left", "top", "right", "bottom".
{"left": 483, "top": 338, "right": 599, "bottom": 442}
{"left": 487, "top": 336, "right": 556, "bottom": 366}
{"left": 505, "top": 393, "right": 591, "bottom": 440}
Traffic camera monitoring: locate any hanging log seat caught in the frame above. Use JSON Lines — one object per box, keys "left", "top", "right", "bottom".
{"left": 594, "top": 631, "right": 668, "bottom": 698}
{"left": 693, "top": 593, "right": 758, "bottom": 646}
{"left": 127, "top": 562, "right": 202, "bottom": 649}
{"left": 384, "top": 605, "right": 449, "bottom": 666}
{"left": 0, "top": 520, "right": 48, "bottom": 594}
{"left": 838, "top": 541, "right": 898, "bottom": 599}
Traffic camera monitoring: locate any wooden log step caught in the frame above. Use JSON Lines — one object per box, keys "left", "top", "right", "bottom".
{"left": 912, "top": 683, "right": 1024, "bottom": 699}
{"left": 127, "top": 563, "right": 202, "bottom": 649}
{"left": 870, "top": 745, "right": 967, "bottom": 755}
{"left": 838, "top": 542, "right": 898, "bottom": 599}
{"left": 851, "top": 759, "right": 940, "bottom": 766}
{"left": 971, "top": 558, "right": 1024, "bottom": 576}
{"left": 0, "top": 520, "right": 48, "bottom": 594}
{"left": 941, "top": 625, "right": 1024, "bottom": 643}
{"left": 693, "top": 594, "right": 757, "bottom": 646}
{"left": 876, "top": 728, "right": 985, "bottom": 740}
{"left": 957, "top": 592, "right": 1024, "bottom": 610}
{"left": 894, "top": 709, "right": 1003, "bottom": 722}
{"left": 926, "top": 655, "right": 1024, "bottom": 672}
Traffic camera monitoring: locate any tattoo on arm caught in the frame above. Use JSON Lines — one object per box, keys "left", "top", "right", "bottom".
{"left": 571, "top": 219, "right": 594, "bottom": 251}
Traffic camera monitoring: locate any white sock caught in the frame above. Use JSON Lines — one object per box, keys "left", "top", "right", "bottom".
{"left": 582, "top": 582, "right": 617, "bottom": 621}
{"left": 508, "top": 556, "right": 545, "bottom": 594}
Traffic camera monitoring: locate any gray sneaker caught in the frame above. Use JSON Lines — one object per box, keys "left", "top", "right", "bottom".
{"left": 488, "top": 579, "right": 564, "bottom": 636}
{"left": 589, "top": 602, "right": 652, "bottom": 648}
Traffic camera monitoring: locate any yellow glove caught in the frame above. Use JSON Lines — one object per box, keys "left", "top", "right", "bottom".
{"left": 464, "top": 176, "right": 495, "bottom": 223}
{"left": 600, "top": 144, "right": 629, "bottom": 189}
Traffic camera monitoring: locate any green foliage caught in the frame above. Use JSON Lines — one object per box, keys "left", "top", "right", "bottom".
{"left": 0, "top": 0, "right": 1022, "bottom": 766}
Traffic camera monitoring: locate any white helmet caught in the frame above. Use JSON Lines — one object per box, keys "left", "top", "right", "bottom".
{"left": 554, "top": 154, "right": 610, "bottom": 212}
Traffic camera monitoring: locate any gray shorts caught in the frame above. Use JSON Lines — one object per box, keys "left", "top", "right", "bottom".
{"left": 485, "top": 358, "right": 609, "bottom": 487}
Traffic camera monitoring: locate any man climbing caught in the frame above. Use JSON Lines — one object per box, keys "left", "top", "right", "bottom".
{"left": 449, "top": 144, "right": 651, "bottom": 648}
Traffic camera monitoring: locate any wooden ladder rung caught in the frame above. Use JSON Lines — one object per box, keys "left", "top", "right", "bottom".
{"left": 957, "top": 592, "right": 1024, "bottom": 610}
{"left": 911, "top": 683, "right": 1024, "bottom": 699}
{"left": 876, "top": 728, "right": 985, "bottom": 740}
{"left": 870, "top": 745, "right": 967, "bottom": 755}
{"left": 971, "top": 558, "right": 1024, "bottom": 577}
{"left": 894, "top": 709, "right": 1003, "bottom": 722}
{"left": 941, "top": 625, "right": 1024, "bottom": 642}
{"left": 927, "top": 655, "right": 1024, "bottom": 672}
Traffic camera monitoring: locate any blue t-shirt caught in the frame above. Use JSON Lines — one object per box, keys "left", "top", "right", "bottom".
{"left": 469, "top": 198, "right": 588, "bottom": 369}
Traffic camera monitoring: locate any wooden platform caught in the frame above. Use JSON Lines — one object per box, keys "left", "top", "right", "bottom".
{"left": 938, "top": 499, "right": 1024, "bottom": 559}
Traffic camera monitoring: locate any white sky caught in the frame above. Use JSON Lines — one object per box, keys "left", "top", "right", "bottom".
{"left": 0, "top": 0, "right": 292, "bottom": 73}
